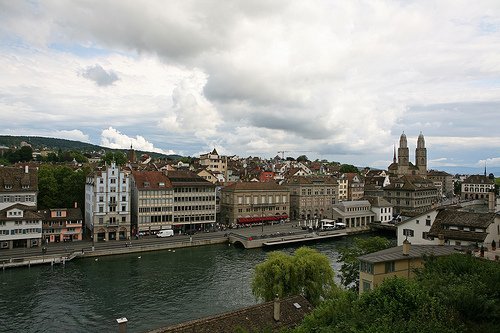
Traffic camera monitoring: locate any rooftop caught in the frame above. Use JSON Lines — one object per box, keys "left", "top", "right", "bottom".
{"left": 358, "top": 244, "right": 460, "bottom": 264}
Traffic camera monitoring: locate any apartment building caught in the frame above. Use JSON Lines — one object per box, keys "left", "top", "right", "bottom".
{"left": 168, "top": 171, "right": 217, "bottom": 233}
{"left": 284, "top": 176, "right": 338, "bottom": 221}
{"left": 40, "top": 207, "right": 83, "bottom": 243}
{"left": 384, "top": 175, "right": 438, "bottom": 215}
{"left": 0, "top": 166, "right": 38, "bottom": 211}
{"left": 0, "top": 204, "right": 43, "bottom": 249}
{"left": 131, "top": 171, "right": 173, "bottom": 235}
{"left": 220, "top": 182, "right": 290, "bottom": 226}
{"left": 85, "top": 163, "right": 131, "bottom": 241}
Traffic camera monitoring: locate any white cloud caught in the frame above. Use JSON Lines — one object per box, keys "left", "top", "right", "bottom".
{"left": 100, "top": 127, "right": 175, "bottom": 155}
{"left": 477, "top": 157, "right": 500, "bottom": 167}
{"left": 51, "top": 130, "right": 90, "bottom": 143}
{"left": 1, "top": 1, "right": 500, "bottom": 167}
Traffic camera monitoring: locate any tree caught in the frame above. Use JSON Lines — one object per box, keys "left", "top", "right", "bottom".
{"left": 252, "top": 247, "right": 336, "bottom": 305}
{"left": 339, "top": 164, "right": 358, "bottom": 173}
{"left": 102, "top": 151, "right": 127, "bottom": 165}
{"left": 337, "top": 237, "right": 393, "bottom": 290}
{"left": 18, "top": 146, "right": 33, "bottom": 162}
{"left": 297, "top": 155, "right": 309, "bottom": 163}
{"left": 454, "top": 180, "right": 462, "bottom": 196}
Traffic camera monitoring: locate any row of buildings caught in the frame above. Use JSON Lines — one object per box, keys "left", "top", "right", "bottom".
{"left": 1, "top": 132, "right": 498, "bottom": 249}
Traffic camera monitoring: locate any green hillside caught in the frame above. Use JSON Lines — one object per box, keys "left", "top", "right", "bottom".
{"left": 0, "top": 135, "right": 181, "bottom": 160}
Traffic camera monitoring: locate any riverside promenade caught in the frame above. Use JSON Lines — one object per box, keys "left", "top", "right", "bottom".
{"left": 0, "top": 222, "right": 370, "bottom": 270}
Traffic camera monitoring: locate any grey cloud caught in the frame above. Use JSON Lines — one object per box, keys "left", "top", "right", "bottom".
{"left": 81, "top": 64, "right": 119, "bottom": 86}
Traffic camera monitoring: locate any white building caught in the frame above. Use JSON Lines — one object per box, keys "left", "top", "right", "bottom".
{"left": 365, "top": 196, "right": 394, "bottom": 223}
{"left": 85, "top": 163, "right": 131, "bottom": 241}
{"left": 0, "top": 166, "right": 38, "bottom": 211}
{"left": 0, "top": 204, "right": 42, "bottom": 249}
{"left": 331, "top": 200, "right": 375, "bottom": 228}
{"left": 396, "top": 208, "right": 440, "bottom": 246}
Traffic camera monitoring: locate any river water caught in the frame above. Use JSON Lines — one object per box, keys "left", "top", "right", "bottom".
{"left": 0, "top": 239, "right": 352, "bottom": 333}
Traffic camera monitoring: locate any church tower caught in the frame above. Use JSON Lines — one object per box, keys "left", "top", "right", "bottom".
{"left": 398, "top": 132, "right": 409, "bottom": 175}
{"left": 415, "top": 132, "right": 427, "bottom": 176}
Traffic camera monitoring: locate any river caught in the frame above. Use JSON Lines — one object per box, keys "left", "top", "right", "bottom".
{"left": 0, "top": 238, "right": 354, "bottom": 333}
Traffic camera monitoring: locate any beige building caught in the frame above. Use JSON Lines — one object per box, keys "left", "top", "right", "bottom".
{"left": 339, "top": 173, "right": 364, "bottom": 201}
{"left": 384, "top": 175, "right": 438, "bottom": 215}
{"left": 199, "top": 148, "right": 227, "bottom": 175}
{"left": 331, "top": 200, "right": 375, "bottom": 228}
{"left": 284, "top": 176, "right": 338, "bottom": 221}
{"left": 220, "top": 182, "right": 290, "bottom": 226}
{"left": 427, "top": 170, "right": 453, "bottom": 198}
{"left": 168, "top": 171, "right": 217, "bottom": 233}
{"left": 131, "top": 171, "right": 174, "bottom": 236}
{"left": 358, "top": 243, "right": 459, "bottom": 294}
{"left": 461, "top": 175, "right": 495, "bottom": 200}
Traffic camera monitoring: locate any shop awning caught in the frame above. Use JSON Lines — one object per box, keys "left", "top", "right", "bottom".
{"left": 237, "top": 215, "right": 288, "bottom": 224}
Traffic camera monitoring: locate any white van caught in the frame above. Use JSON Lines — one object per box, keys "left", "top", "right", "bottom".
{"left": 157, "top": 229, "right": 174, "bottom": 238}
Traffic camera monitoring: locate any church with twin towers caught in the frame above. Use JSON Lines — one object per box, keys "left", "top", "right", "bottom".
{"left": 388, "top": 132, "right": 427, "bottom": 178}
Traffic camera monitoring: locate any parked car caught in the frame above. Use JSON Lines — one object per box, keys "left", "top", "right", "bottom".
{"left": 157, "top": 229, "right": 174, "bottom": 238}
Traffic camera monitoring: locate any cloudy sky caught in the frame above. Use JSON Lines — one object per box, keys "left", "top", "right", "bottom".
{"left": 1, "top": 1, "right": 500, "bottom": 173}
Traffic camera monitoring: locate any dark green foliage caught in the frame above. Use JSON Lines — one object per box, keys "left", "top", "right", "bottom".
{"left": 102, "top": 151, "right": 127, "bottom": 166}
{"left": 292, "top": 253, "right": 499, "bottom": 333}
{"left": 337, "top": 237, "right": 393, "bottom": 290}
{"left": 296, "top": 155, "right": 309, "bottom": 162}
{"left": 252, "top": 247, "right": 336, "bottom": 306}
{"left": 38, "top": 165, "right": 91, "bottom": 209}
{"left": 339, "top": 164, "right": 358, "bottom": 173}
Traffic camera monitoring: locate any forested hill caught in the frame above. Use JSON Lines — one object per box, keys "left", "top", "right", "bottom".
{"left": 0, "top": 135, "right": 180, "bottom": 159}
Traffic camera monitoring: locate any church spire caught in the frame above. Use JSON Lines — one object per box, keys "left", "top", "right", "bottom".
{"left": 393, "top": 144, "right": 397, "bottom": 163}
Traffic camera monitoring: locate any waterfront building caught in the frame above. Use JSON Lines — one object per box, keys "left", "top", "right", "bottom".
{"left": 427, "top": 209, "right": 500, "bottom": 248}
{"left": 168, "top": 170, "right": 217, "bottom": 233}
{"left": 0, "top": 166, "right": 38, "bottom": 211}
{"left": 0, "top": 204, "right": 42, "bottom": 249}
{"left": 284, "top": 175, "right": 338, "bottom": 221}
{"left": 337, "top": 177, "right": 348, "bottom": 201}
{"left": 460, "top": 174, "right": 495, "bottom": 200}
{"left": 40, "top": 207, "right": 83, "bottom": 243}
{"left": 358, "top": 243, "right": 459, "bottom": 294}
{"left": 219, "top": 182, "right": 290, "bottom": 226}
{"left": 84, "top": 163, "right": 131, "bottom": 241}
{"left": 388, "top": 132, "right": 427, "bottom": 178}
{"left": 331, "top": 200, "right": 375, "bottom": 228}
{"left": 365, "top": 196, "right": 393, "bottom": 223}
{"left": 383, "top": 175, "right": 438, "bottom": 215}
{"left": 130, "top": 171, "right": 173, "bottom": 235}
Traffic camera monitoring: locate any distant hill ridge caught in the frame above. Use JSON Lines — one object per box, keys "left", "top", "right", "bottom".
{"left": 0, "top": 135, "right": 180, "bottom": 160}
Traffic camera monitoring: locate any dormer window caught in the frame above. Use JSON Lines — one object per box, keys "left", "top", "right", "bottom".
{"left": 144, "top": 182, "right": 150, "bottom": 187}
{"left": 5, "top": 185, "right": 12, "bottom": 190}
{"left": 22, "top": 185, "right": 30, "bottom": 189}
{"left": 159, "top": 182, "right": 165, "bottom": 187}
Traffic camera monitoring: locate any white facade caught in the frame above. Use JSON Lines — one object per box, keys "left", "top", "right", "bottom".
{"left": 396, "top": 209, "right": 439, "bottom": 246}
{"left": 0, "top": 205, "right": 42, "bottom": 249}
{"left": 85, "top": 163, "right": 131, "bottom": 241}
{"left": 371, "top": 206, "right": 393, "bottom": 223}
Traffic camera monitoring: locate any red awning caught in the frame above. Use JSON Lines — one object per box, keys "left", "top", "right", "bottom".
{"left": 237, "top": 215, "right": 288, "bottom": 224}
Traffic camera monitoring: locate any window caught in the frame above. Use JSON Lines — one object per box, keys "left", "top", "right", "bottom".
{"left": 385, "top": 261, "right": 395, "bottom": 273}
{"left": 425, "top": 219, "right": 431, "bottom": 226}
{"left": 360, "top": 261, "right": 374, "bottom": 274}
{"left": 362, "top": 280, "right": 371, "bottom": 292}
{"left": 403, "top": 229, "right": 414, "bottom": 237}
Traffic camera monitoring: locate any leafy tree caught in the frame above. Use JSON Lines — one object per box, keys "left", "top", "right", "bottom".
{"left": 454, "top": 180, "right": 462, "bottom": 195}
{"left": 252, "top": 247, "right": 336, "bottom": 305}
{"left": 102, "top": 151, "right": 127, "bottom": 165}
{"left": 18, "top": 146, "right": 33, "bottom": 162}
{"left": 285, "top": 156, "right": 295, "bottom": 161}
{"left": 337, "top": 237, "right": 393, "bottom": 290}
{"left": 339, "top": 164, "right": 358, "bottom": 173}
{"left": 297, "top": 155, "right": 309, "bottom": 163}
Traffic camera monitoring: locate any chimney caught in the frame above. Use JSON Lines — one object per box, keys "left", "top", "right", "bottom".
{"left": 438, "top": 234, "right": 445, "bottom": 246}
{"left": 488, "top": 190, "right": 495, "bottom": 213}
{"left": 25, "top": 165, "right": 29, "bottom": 174}
{"left": 273, "top": 295, "right": 280, "bottom": 322}
{"left": 74, "top": 201, "right": 78, "bottom": 209}
{"left": 402, "top": 239, "right": 411, "bottom": 256}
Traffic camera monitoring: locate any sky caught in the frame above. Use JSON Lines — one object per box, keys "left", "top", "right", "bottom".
{"left": 1, "top": 1, "right": 500, "bottom": 174}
